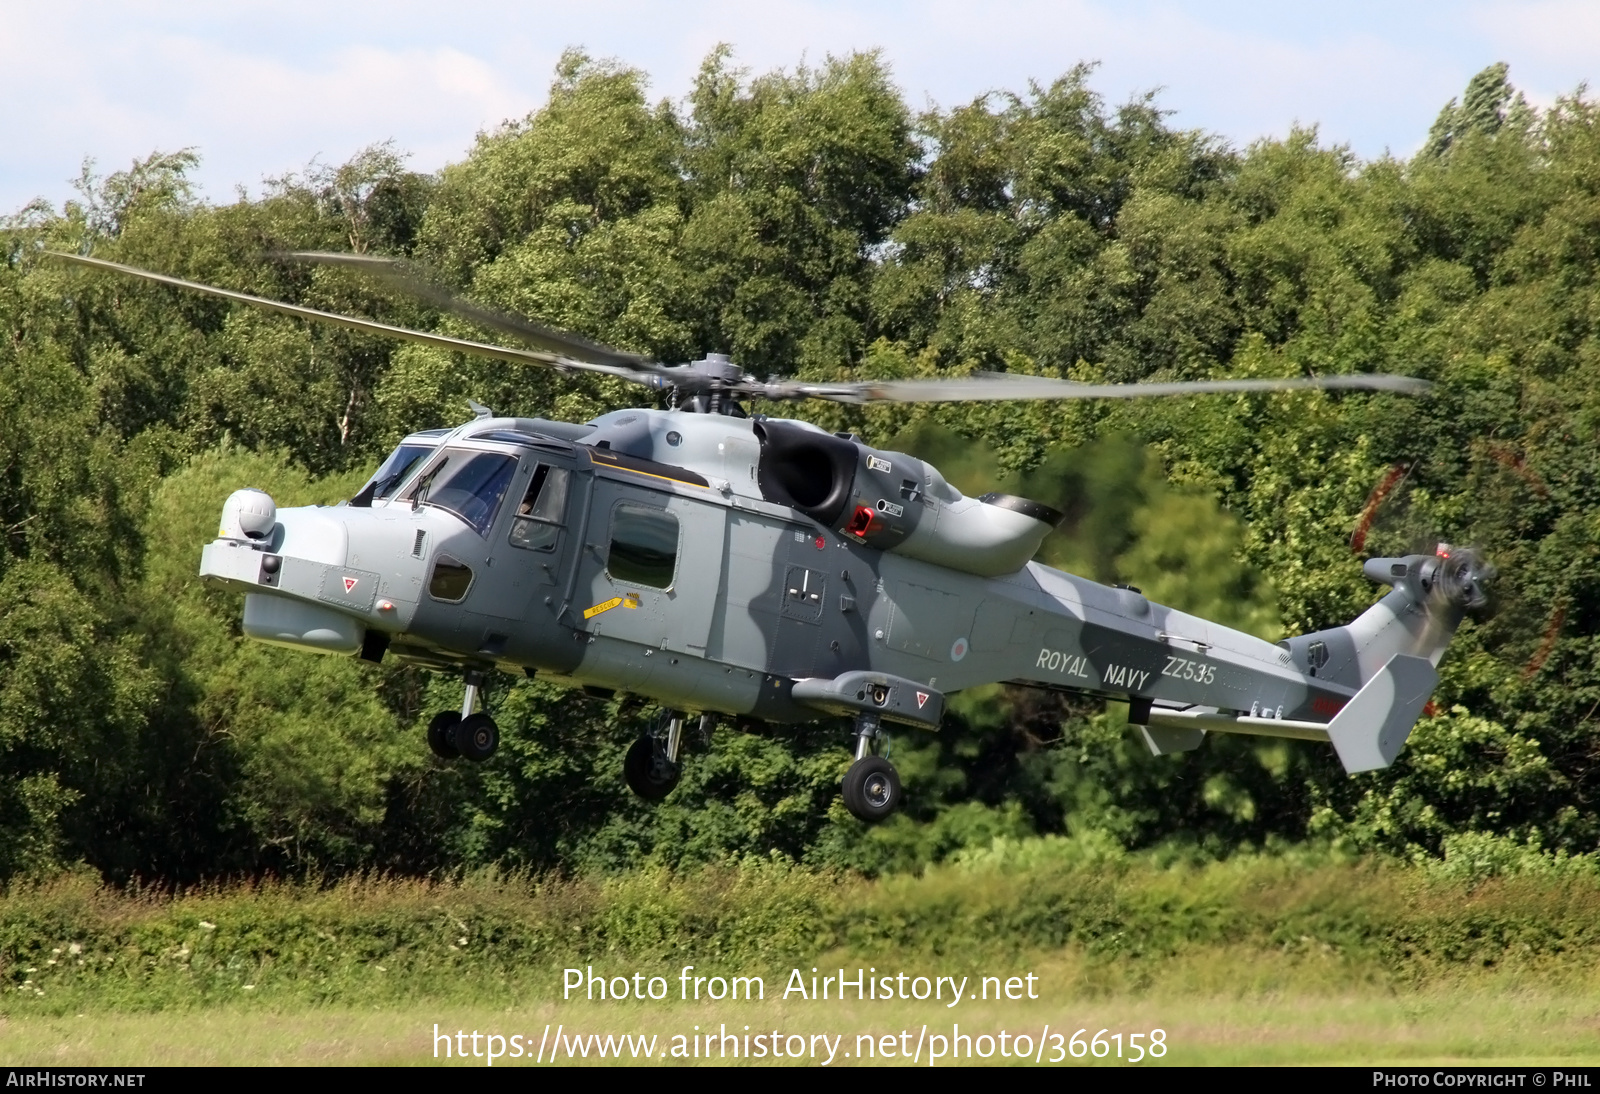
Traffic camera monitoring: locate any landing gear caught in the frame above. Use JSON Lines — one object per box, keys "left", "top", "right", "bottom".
{"left": 624, "top": 710, "right": 686, "bottom": 800}
{"left": 842, "top": 713, "right": 901, "bottom": 822}
{"left": 425, "top": 671, "right": 498, "bottom": 763}
{"left": 427, "top": 711, "right": 461, "bottom": 759}
{"left": 456, "top": 712, "right": 499, "bottom": 763}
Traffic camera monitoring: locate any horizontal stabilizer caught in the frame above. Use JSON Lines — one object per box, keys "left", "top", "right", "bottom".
{"left": 1327, "top": 653, "right": 1438, "bottom": 773}
{"left": 1142, "top": 707, "right": 1333, "bottom": 744}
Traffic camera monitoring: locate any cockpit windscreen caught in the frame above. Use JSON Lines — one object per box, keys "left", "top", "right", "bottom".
{"left": 360, "top": 443, "right": 434, "bottom": 502}
{"left": 409, "top": 450, "right": 518, "bottom": 535}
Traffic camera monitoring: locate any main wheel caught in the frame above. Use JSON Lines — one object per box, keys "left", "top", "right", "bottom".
{"left": 842, "top": 756, "right": 901, "bottom": 822}
{"left": 623, "top": 735, "right": 680, "bottom": 801}
{"left": 456, "top": 712, "right": 500, "bottom": 762}
{"left": 427, "top": 711, "right": 461, "bottom": 760}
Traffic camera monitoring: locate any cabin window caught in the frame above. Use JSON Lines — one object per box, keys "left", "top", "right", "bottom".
{"left": 409, "top": 450, "right": 517, "bottom": 536}
{"left": 428, "top": 555, "right": 474, "bottom": 602}
{"left": 607, "top": 503, "right": 678, "bottom": 589}
{"left": 509, "top": 465, "right": 570, "bottom": 553}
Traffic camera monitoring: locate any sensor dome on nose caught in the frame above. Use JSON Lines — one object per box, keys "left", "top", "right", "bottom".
{"left": 220, "top": 488, "right": 277, "bottom": 542}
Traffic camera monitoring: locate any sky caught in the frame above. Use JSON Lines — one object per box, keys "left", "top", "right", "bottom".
{"left": 1, "top": 1, "right": 1595, "bottom": 214}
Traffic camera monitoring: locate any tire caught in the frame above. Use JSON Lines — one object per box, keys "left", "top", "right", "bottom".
{"left": 842, "top": 756, "right": 900, "bottom": 822}
{"left": 624, "top": 735, "right": 680, "bottom": 801}
{"left": 456, "top": 712, "right": 499, "bottom": 762}
{"left": 427, "top": 711, "right": 461, "bottom": 760}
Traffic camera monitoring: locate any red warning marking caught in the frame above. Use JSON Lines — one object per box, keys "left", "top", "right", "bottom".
{"left": 916, "top": 691, "right": 929, "bottom": 709}
{"left": 343, "top": 576, "right": 358, "bottom": 593}
{"left": 844, "top": 505, "right": 883, "bottom": 538}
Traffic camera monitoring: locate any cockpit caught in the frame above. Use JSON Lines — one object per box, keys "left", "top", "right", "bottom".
{"left": 405, "top": 450, "right": 519, "bottom": 536}
{"left": 350, "top": 424, "right": 580, "bottom": 543}
{"left": 350, "top": 429, "right": 450, "bottom": 506}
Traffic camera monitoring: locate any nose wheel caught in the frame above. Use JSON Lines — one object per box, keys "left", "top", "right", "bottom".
{"left": 425, "top": 672, "right": 499, "bottom": 763}
{"left": 842, "top": 713, "right": 901, "bottom": 822}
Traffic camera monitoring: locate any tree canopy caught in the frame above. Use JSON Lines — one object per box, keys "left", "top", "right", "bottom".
{"left": 2, "top": 54, "right": 1598, "bottom": 881}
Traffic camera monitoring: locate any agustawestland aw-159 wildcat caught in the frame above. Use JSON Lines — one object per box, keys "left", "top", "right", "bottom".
{"left": 48, "top": 250, "right": 1493, "bottom": 821}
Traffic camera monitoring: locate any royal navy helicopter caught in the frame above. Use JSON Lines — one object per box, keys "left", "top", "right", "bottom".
{"left": 47, "top": 250, "right": 1492, "bottom": 821}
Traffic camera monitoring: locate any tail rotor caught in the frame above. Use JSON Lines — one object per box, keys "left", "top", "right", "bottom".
{"left": 1417, "top": 543, "right": 1496, "bottom": 656}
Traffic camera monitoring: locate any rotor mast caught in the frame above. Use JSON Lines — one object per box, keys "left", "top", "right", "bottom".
{"left": 671, "top": 353, "right": 747, "bottom": 416}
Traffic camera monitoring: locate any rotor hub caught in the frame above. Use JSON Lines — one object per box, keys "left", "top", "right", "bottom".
{"left": 669, "top": 353, "right": 751, "bottom": 415}
{"left": 1425, "top": 545, "right": 1496, "bottom": 611}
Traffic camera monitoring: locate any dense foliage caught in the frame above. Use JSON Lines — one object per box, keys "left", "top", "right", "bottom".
{"left": 1, "top": 53, "right": 1597, "bottom": 882}
{"left": 7, "top": 836, "right": 1600, "bottom": 1013}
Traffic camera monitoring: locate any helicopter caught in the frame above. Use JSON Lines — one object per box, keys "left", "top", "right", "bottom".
{"left": 46, "top": 250, "right": 1492, "bottom": 822}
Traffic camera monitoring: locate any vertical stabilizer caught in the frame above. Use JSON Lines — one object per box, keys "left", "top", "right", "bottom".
{"left": 1280, "top": 548, "right": 1492, "bottom": 690}
{"left": 1326, "top": 653, "right": 1438, "bottom": 773}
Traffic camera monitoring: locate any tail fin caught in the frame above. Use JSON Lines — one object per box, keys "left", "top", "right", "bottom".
{"left": 1139, "top": 548, "right": 1490, "bottom": 774}
{"left": 1326, "top": 653, "right": 1438, "bottom": 772}
{"left": 1282, "top": 546, "right": 1492, "bottom": 773}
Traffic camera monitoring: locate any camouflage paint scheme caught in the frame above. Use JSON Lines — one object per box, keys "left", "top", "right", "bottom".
{"left": 201, "top": 408, "right": 1477, "bottom": 773}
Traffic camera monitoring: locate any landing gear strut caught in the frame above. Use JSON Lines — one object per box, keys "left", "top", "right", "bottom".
{"left": 426, "top": 671, "right": 499, "bottom": 763}
{"left": 842, "top": 712, "right": 901, "bottom": 822}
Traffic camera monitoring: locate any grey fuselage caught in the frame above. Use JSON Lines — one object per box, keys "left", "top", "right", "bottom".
{"left": 200, "top": 409, "right": 1361, "bottom": 731}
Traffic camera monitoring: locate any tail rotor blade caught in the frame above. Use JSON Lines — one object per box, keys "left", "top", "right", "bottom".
{"left": 1416, "top": 545, "right": 1496, "bottom": 656}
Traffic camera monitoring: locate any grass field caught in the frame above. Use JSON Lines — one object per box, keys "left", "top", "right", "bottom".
{"left": 5, "top": 839, "right": 1600, "bottom": 1066}
{"left": 5, "top": 965, "right": 1599, "bottom": 1066}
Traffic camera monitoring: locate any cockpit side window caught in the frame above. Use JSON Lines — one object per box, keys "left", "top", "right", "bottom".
{"left": 509, "top": 465, "right": 571, "bottom": 552}
{"left": 407, "top": 449, "right": 518, "bottom": 536}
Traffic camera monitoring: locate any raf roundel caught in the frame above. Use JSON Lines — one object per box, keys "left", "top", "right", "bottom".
{"left": 950, "top": 637, "right": 970, "bottom": 662}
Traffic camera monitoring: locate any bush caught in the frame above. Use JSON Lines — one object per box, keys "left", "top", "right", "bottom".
{"left": 7, "top": 841, "right": 1600, "bottom": 1014}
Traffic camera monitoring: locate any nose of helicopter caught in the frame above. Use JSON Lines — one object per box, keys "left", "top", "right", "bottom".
{"left": 202, "top": 491, "right": 423, "bottom": 654}
{"left": 268, "top": 502, "right": 352, "bottom": 565}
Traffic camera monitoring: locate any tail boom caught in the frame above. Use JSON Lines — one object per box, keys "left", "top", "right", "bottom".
{"left": 1141, "top": 549, "right": 1485, "bottom": 774}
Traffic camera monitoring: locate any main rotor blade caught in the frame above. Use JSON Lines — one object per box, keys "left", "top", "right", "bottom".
{"left": 281, "top": 250, "right": 657, "bottom": 372}
{"left": 753, "top": 371, "right": 1433, "bottom": 404}
{"left": 44, "top": 252, "right": 659, "bottom": 387}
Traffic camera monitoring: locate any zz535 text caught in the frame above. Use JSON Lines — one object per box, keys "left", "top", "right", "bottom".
{"left": 1162, "top": 656, "right": 1215, "bottom": 684}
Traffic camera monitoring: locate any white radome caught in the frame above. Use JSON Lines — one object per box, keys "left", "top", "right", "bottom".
{"left": 219, "top": 488, "right": 277, "bottom": 542}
